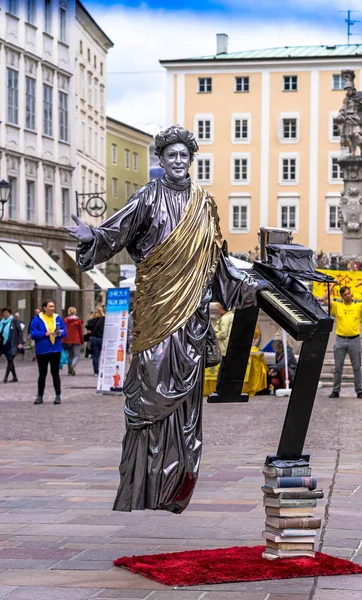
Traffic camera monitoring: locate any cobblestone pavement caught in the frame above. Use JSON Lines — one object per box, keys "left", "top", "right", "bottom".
{"left": 0, "top": 356, "right": 362, "bottom": 598}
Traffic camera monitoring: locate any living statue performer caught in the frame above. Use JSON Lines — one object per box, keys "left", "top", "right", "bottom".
{"left": 66, "top": 125, "right": 259, "bottom": 514}
{"left": 336, "top": 69, "right": 362, "bottom": 156}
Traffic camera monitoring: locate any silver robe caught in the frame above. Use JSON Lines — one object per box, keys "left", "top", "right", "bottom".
{"left": 77, "top": 176, "right": 257, "bottom": 514}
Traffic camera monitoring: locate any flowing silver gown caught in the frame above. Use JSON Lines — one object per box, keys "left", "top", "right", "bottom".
{"left": 77, "top": 176, "right": 257, "bottom": 514}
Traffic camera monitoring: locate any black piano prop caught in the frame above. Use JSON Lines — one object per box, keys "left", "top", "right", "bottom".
{"left": 208, "top": 227, "right": 334, "bottom": 461}
{"left": 209, "top": 228, "right": 335, "bottom": 559}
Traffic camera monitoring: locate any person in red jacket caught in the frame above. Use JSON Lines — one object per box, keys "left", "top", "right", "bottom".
{"left": 62, "top": 306, "right": 84, "bottom": 376}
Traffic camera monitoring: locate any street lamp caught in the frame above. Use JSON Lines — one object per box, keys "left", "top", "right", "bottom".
{"left": 0, "top": 180, "right": 11, "bottom": 221}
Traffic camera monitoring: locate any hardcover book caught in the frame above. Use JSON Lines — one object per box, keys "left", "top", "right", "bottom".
{"left": 265, "top": 516, "right": 322, "bottom": 529}
{"left": 265, "top": 524, "right": 318, "bottom": 537}
{"left": 265, "top": 506, "right": 315, "bottom": 517}
{"left": 266, "top": 540, "right": 315, "bottom": 551}
{"left": 262, "top": 549, "right": 315, "bottom": 559}
{"left": 263, "top": 497, "right": 317, "bottom": 508}
{"left": 263, "top": 475, "right": 317, "bottom": 490}
{"left": 262, "top": 487, "right": 323, "bottom": 498}
{"left": 263, "top": 465, "right": 312, "bottom": 477}
{"left": 263, "top": 530, "right": 316, "bottom": 544}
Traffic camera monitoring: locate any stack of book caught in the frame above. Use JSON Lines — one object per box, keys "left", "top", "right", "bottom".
{"left": 261, "top": 458, "right": 323, "bottom": 560}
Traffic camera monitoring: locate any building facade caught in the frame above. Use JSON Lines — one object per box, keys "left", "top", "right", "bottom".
{"left": 106, "top": 117, "right": 152, "bottom": 283}
{"left": 0, "top": 0, "right": 113, "bottom": 323}
{"left": 161, "top": 41, "right": 362, "bottom": 255}
{"left": 75, "top": 0, "right": 113, "bottom": 227}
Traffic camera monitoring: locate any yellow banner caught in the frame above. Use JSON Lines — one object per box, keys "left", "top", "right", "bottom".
{"left": 314, "top": 270, "right": 362, "bottom": 300}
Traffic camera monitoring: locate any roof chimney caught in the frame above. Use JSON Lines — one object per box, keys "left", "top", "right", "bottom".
{"left": 216, "top": 33, "right": 228, "bottom": 55}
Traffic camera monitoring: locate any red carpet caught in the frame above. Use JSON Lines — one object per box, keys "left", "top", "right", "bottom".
{"left": 114, "top": 545, "right": 362, "bottom": 587}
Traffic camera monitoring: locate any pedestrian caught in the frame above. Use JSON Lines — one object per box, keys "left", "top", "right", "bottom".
{"left": 30, "top": 300, "right": 66, "bottom": 405}
{"left": 62, "top": 306, "right": 84, "bottom": 376}
{"left": 0, "top": 308, "right": 23, "bottom": 383}
{"left": 85, "top": 307, "right": 105, "bottom": 376}
{"left": 322, "top": 284, "right": 362, "bottom": 398}
{"left": 267, "top": 339, "right": 297, "bottom": 392}
{"left": 28, "top": 308, "right": 40, "bottom": 361}
{"left": 214, "top": 304, "right": 234, "bottom": 393}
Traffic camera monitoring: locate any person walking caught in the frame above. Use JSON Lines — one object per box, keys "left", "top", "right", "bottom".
{"left": 0, "top": 308, "right": 23, "bottom": 383}
{"left": 86, "top": 307, "right": 105, "bottom": 376}
{"left": 322, "top": 284, "right": 362, "bottom": 398}
{"left": 62, "top": 307, "right": 84, "bottom": 376}
{"left": 30, "top": 300, "right": 66, "bottom": 405}
{"left": 214, "top": 304, "right": 234, "bottom": 393}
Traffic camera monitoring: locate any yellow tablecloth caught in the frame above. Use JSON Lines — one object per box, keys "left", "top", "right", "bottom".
{"left": 203, "top": 352, "right": 268, "bottom": 397}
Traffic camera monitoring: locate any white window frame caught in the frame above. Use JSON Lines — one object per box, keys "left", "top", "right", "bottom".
{"left": 80, "top": 67, "right": 85, "bottom": 99}
{"left": 125, "top": 181, "right": 131, "bottom": 199}
{"left": 25, "top": 76, "right": 36, "bottom": 131}
{"left": 194, "top": 113, "right": 214, "bottom": 144}
{"left": 197, "top": 77, "right": 212, "bottom": 93}
{"left": 112, "top": 177, "right": 118, "bottom": 198}
{"left": 277, "top": 195, "right": 299, "bottom": 232}
{"left": 283, "top": 75, "right": 298, "bottom": 92}
{"left": 44, "top": 0, "right": 52, "bottom": 34}
{"left": 59, "top": 7, "right": 66, "bottom": 43}
{"left": 325, "top": 194, "right": 341, "bottom": 234}
{"left": 7, "top": 177, "right": 17, "bottom": 220}
{"left": 59, "top": 91, "right": 68, "bottom": 142}
{"left": 229, "top": 194, "right": 251, "bottom": 234}
{"left": 279, "top": 112, "right": 299, "bottom": 143}
{"left": 231, "top": 152, "right": 251, "bottom": 185}
{"left": 100, "top": 136, "right": 104, "bottom": 163}
{"left": 329, "top": 111, "right": 340, "bottom": 143}
{"left": 194, "top": 154, "right": 213, "bottom": 185}
{"left": 133, "top": 152, "right": 138, "bottom": 171}
{"left": 7, "top": 68, "right": 19, "bottom": 126}
{"left": 45, "top": 184, "right": 54, "bottom": 226}
{"left": 112, "top": 143, "right": 117, "bottom": 164}
{"left": 26, "top": 180, "right": 35, "bottom": 223}
{"left": 279, "top": 153, "right": 299, "bottom": 185}
{"left": 231, "top": 113, "right": 251, "bottom": 144}
{"left": 62, "top": 188, "right": 70, "bottom": 226}
{"left": 125, "top": 149, "right": 130, "bottom": 169}
{"left": 328, "top": 152, "right": 343, "bottom": 184}
{"left": 87, "top": 72, "right": 92, "bottom": 105}
{"left": 26, "top": 0, "right": 36, "bottom": 24}
{"left": 81, "top": 121, "right": 86, "bottom": 153}
{"left": 234, "top": 76, "right": 250, "bottom": 93}
{"left": 43, "top": 83, "right": 53, "bottom": 137}
{"left": 332, "top": 74, "right": 343, "bottom": 91}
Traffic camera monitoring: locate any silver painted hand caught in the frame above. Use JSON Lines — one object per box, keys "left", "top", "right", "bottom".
{"left": 65, "top": 214, "right": 93, "bottom": 243}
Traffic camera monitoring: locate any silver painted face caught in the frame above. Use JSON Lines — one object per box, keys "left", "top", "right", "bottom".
{"left": 159, "top": 142, "right": 191, "bottom": 182}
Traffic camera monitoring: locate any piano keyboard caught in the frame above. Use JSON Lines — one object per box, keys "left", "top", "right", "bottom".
{"left": 259, "top": 289, "right": 312, "bottom": 326}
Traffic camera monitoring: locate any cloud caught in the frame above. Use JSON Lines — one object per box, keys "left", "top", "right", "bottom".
{"left": 85, "top": 2, "right": 356, "bottom": 130}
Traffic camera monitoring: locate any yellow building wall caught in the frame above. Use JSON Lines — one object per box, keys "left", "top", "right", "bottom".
{"left": 175, "top": 63, "right": 359, "bottom": 256}
{"left": 268, "top": 71, "right": 310, "bottom": 247}
{"left": 184, "top": 72, "right": 262, "bottom": 253}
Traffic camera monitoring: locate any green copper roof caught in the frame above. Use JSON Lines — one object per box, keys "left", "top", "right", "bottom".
{"left": 161, "top": 44, "right": 362, "bottom": 63}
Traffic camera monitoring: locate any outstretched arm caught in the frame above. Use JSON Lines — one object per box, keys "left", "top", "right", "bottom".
{"left": 212, "top": 252, "right": 258, "bottom": 310}
{"left": 65, "top": 189, "right": 148, "bottom": 271}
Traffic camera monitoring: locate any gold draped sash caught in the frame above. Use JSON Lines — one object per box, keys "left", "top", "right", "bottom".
{"left": 132, "top": 182, "right": 223, "bottom": 354}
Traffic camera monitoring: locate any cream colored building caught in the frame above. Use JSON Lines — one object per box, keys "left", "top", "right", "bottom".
{"left": 75, "top": 0, "right": 113, "bottom": 226}
{"left": 161, "top": 39, "right": 362, "bottom": 255}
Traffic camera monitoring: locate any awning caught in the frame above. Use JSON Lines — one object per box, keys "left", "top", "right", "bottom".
{"left": 0, "top": 242, "right": 57, "bottom": 289}
{"left": 0, "top": 248, "right": 35, "bottom": 291}
{"left": 65, "top": 249, "right": 115, "bottom": 290}
{"left": 22, "top": 244, "right": 79, "bottom": 291}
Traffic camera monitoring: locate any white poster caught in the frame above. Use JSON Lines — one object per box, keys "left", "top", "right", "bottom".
{"left": 97, "top": 287, "right": 130, "bottom": 394}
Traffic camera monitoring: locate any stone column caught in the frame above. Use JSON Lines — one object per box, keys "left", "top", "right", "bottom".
{"left": 338, "top": 156, "right": 362, "bottom": 256}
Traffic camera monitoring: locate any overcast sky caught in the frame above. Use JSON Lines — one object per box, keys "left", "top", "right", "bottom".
{"left": 85, "top": 0, "right": 362, "bottom": 133}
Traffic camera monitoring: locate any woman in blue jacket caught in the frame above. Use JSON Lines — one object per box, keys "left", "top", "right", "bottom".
{"left": 30, "top": 300, "right": 67, "bottom": 405}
